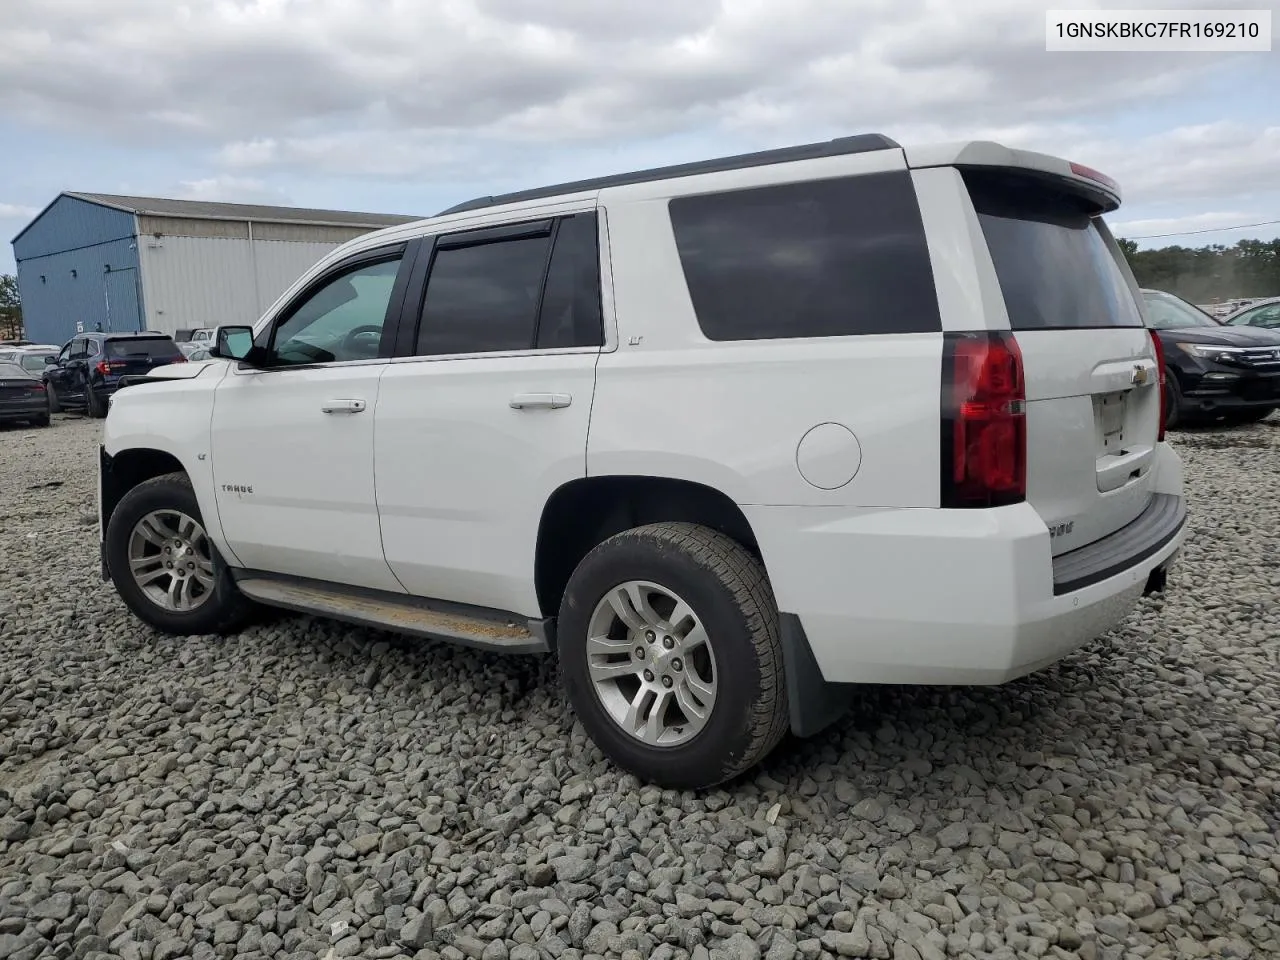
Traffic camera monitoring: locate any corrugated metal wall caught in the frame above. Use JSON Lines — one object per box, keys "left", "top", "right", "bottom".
{"left": 12, "top": 195, "right": 134, "bottom": 261}
{"left": 136, "top": 236, "right": 347, "bottom": 334}
{"left": 13, "top": 196, "right": 143, "bottom": 345}
{"left": 16, "top": 240, "right": 144, "bottom": 345}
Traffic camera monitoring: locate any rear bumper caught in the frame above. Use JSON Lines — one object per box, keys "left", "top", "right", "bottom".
{"left": 747, "top": 444, "right": 1187, "bottom": 699}
{"left": 0, "top": 398, "right": 47, "bottom": 419}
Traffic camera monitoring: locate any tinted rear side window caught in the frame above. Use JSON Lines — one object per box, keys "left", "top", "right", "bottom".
{"left": 669, "top": 172, "right": 941, "bottom": 340}
{"left": 964, "top": 170, "right": 1142, "bottom": 330}
{"left": 106, "top": 338, "right": 181, "bottom": 359}
{"left": 536, "top": 214, "right": 604, "bottom": 349}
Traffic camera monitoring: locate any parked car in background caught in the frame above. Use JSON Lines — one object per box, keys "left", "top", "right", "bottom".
{"left": 0, "top": 360, "right": 50, "bottom": 427}
{"left": 14, "top": 347, "right": 60, "bottom": 374}
{"left": 44, "top": 331, "right": 186, "bottom": 418}
{"left": 1141, "top": 288, "right": 1280, "bottom": 427}
{"left": 0, "top": 343, "right": 51, "bottom": 361}
{"left": 1223, "top": 296, "right": 1280, "bottom": 331}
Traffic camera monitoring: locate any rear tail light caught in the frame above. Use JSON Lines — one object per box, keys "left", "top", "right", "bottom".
{"left": 32, "top": 382, "right": 45, "bottom": 392}
{"left": 95, "top": 360, "right": 127, "bottom": 376}
{"left": 1149, "top": 330, "right": 1167, "bottom": 442}
{"left": 941, "top": 331, "right": 1027, "bottom": 509}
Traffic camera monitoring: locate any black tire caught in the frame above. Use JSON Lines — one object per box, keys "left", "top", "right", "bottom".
{"left": 33, "top": 413, "right": 50, "bottom": 428}
{"left": 557, "top": 522, "right": 788, "bottom": 790}
{"left": 105, "top": 472, "right": 257, "bottom": 636}
{"left": 86, "top": 386, "right": 107, "bottom": 419}
{"left": 46, "top": 387, "right": 61, "bottom": 414}
{"left": 1163, "top": 374, "right": 1182, "bottom": 430}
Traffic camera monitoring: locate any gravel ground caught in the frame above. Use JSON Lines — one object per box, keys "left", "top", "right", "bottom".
{"left": 1, "top": 413, "right": 1278, "bottom": 960}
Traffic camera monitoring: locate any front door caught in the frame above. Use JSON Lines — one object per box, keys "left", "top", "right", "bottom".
{"left": 209, "top": 244, "right": 414, "bottom": 592}
{"left": 375, "top": 211, "right": 605, "bottom": 617}
{"left": 46, "top": 341, "right": 76, "bottom": 403}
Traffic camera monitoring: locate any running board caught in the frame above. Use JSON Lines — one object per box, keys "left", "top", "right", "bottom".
{"left": 232, "top": 574, "right": 551, "bottom": 654}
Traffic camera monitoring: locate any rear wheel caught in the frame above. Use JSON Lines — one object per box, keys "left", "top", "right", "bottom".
{"left": 86, "top": 386, "right": 107, "bottom": 419}
{"left": 557, "top": 522, "right": 788, "bottom": 789}
{"left": 105, "top": 472, "right": 257, "bottom": 636}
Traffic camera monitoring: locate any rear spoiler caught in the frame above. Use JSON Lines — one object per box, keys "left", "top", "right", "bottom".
{"left": 905, "top": 141, "right": 1121, "bottom": 213}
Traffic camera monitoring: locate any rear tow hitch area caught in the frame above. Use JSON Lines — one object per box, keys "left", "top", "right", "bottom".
{"left": 1143, "top": 564, "right": 1169, "bottom": 595}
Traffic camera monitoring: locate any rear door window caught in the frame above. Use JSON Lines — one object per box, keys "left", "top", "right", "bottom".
{"left": 668, "top": 172, "right": 942, "bottom": 340}
{"left": 964, "top": 170, "right": 1143, "bottom": 331}
{"left": 107, "top": 338, "right": 182, "bottom": 360}
{"left": 412, "top": 213, "right": 604, "bottom": 356}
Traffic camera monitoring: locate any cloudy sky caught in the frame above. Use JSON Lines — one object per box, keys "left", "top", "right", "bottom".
{"left": 2, "top": 0, "right": 1277, "bottom": 275}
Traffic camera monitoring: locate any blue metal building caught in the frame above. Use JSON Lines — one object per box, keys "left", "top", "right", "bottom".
{"left": 12, "top": 194, "right": 145, "bottom": 345}
{"left": 12, "top": 193, "right": 417, "bottom": 347}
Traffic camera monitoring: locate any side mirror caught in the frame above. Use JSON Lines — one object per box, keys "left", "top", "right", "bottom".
{"left": 44, "top": 356, "right": 57, "bottom": 365}
{"left": 210, "top": 325, "right": 257, "bottom": 363}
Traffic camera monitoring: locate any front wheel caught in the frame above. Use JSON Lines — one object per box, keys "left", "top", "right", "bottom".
{"left": 86, "top": 386, "right": 107, "bottom": 419}
{"left": 105, "top": 472, "right": 257, "bottom": 636}
{"left": 557, "top": 522, "right": 789, "bottom": 790}
{"left": 1163, "top": 374, "right": 1182, "bottom": 430}
{"left": 46, "top": 386, "right": 61, "bottom": 414}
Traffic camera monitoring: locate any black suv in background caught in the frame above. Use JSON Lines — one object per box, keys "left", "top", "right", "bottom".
{"left": 44, "top": 332, "right": 185, "bottom": 418}
{"left": 1141, "top": 288, "right": 1280, "bottom": 428}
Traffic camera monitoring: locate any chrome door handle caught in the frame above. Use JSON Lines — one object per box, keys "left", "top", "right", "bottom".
{"left": 509, "top": 393, "right": 572, "bottom": 410}
{"left": 321, "top": 398, "right": 367, "bottom": 414}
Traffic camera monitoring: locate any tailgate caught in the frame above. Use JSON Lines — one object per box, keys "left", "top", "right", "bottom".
{"left": 962, "top": 167, "right": 1160, "bottom": 557}
{"left": 106, "top": 338, "right": 184, "bottom": 375}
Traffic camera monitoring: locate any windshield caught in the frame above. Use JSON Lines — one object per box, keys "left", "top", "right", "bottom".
{"left": 1226, "top": 302, "right": 1280, "bottom": 328}
{"left": 18, "top": 353, "right": 54, "bottom": 372}
{"left": 106, "top": 338, "right": 182, "bottom": 360}
{"left": 1141, "top": 291, "right": 1218, "bottom": 330}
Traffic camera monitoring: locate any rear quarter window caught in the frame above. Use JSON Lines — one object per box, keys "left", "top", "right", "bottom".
{"left": 668, "top": 172, "right": 942, "bottom": 340}
{"left": 964, "top": 170, "right": 1143, "bottom": 331}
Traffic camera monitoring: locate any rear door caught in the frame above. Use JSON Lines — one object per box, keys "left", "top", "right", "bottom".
{"left": 64, "top": 338, "right": 92, "bottom": 403}
{"left": 959, "top": 167, "right": 1160, "bottom": 555}
{"left": 374, "top": 209, "right": 604, "bottom": 617}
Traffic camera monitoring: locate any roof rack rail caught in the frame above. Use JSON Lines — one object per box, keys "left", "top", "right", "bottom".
{"left": 436, "top": 133, "right": 901, "bottom": 217}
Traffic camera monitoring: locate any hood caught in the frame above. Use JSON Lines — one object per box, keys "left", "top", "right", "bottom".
{"left": 1158, "top": 325, "right": 1280, "bottom": 347}
{"left": 145, "top": 358, "right": 226, "bottom": 380}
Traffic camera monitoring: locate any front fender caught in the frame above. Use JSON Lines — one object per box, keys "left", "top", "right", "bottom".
{"left": 100, "top": 365, "right": 239, "bottom": 570}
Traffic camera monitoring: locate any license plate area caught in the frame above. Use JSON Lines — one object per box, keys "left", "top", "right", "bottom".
{"left": 1094, "top": 390, "right": 1130, "bottom": 455}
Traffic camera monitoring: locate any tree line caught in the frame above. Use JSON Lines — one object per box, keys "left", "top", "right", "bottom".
{"left": 1117, "top": 237, "right": 1280, "bottom": 304}
{"left": 0, "top": 274, "right": 22, "bottom": 340}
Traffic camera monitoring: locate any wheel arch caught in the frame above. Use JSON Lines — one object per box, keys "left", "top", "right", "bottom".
{"left": 534, "top": 474, "right": 761, "bottom": 621}
{"left": 100, "top": 446, "right": 191, "bottom": 535}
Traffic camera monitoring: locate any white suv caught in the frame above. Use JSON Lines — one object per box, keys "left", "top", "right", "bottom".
{"left": 98, "top": 134, "right": 1187, "bottom": 789}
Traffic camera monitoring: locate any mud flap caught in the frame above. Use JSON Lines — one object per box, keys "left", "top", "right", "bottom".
{"left": 779, "top": 613, "right": 857, "bottom": 739}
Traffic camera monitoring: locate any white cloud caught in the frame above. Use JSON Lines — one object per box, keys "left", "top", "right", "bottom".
{"left": 0, "top": 0, "right": 1275, "bottom": 264}
{"left": 0, "top": 0, "right": 1261, "bottom": 178}
{"left": 0, "top": 203, "right": 40, "bottom": 219}
{"left": 1066, "top": 123, "right": 1280, "bottom": 207}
